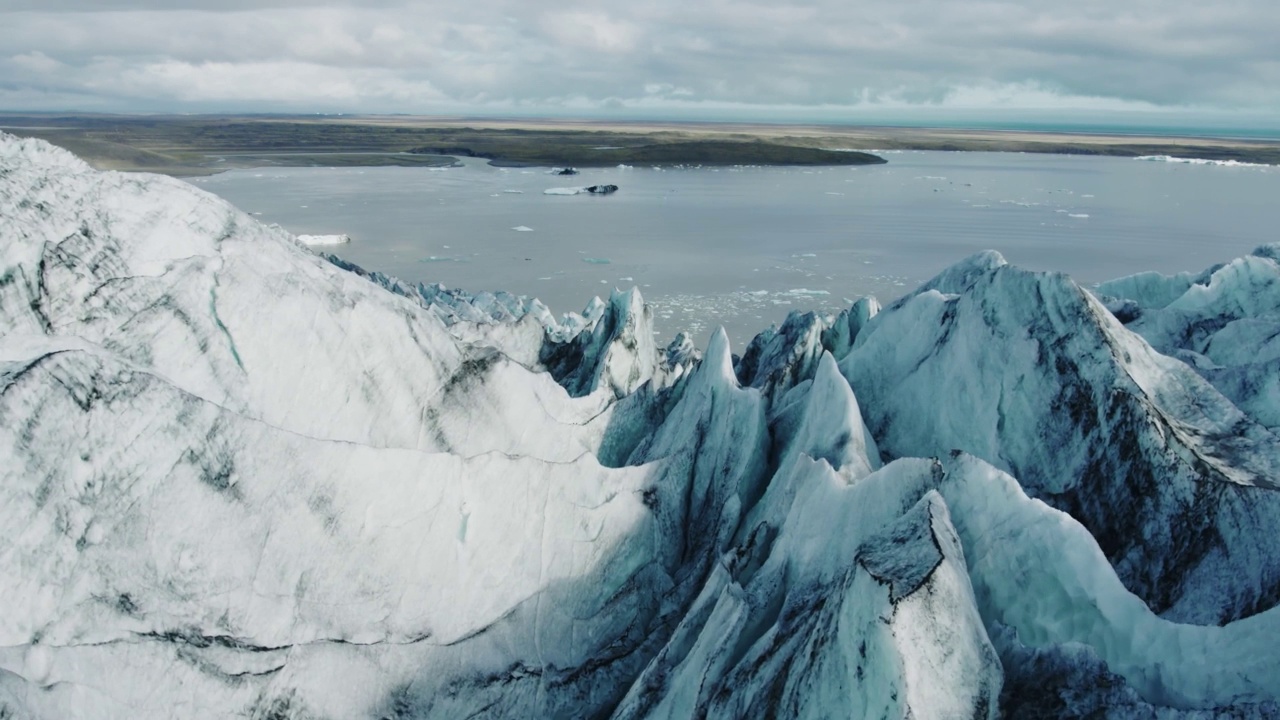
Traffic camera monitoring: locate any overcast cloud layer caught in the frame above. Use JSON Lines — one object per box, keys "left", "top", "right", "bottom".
{"left": 2, "top": 0, "right": 1278, "bottom": 123}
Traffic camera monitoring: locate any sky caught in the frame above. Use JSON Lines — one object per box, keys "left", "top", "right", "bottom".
{"left": 2, "top": 0, "right": 1278, "bottom": 128}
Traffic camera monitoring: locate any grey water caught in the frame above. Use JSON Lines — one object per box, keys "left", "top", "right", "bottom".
{"left": 190, "top": 152, "right": 1280, "bottom": 348}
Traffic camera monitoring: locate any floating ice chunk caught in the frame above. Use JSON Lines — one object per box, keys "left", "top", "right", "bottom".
{"left": 511, "top": 226, "right": 534, "bottom": 232}
{"left": 1135, "top": 155, "right": 1270, "bottom": 168}
{"left": 503, "top": 190, "right": 524, "bottom": 194}
{"left": 296, "top": 234, "right": 351, "bottom": 246}
{"left": 545, "top": 185, "right": 619, "bottom": 196}
{"left": 582, "top": 258, "right": 611, "bottom": 265}
{"left": 1069, "top": 213, "right": 1090, "bottom": 219}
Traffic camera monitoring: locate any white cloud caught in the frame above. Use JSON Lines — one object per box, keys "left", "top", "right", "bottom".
{"left": 101, "top": 60, "right": 447, "bottom": 106}
{"left": 9, "top": 51, "right": 63, "bottom": 74}
{"left": 539, "top": 11, "right": 640, "bottom": 53}
{"left": 0, "top": 0, "right": 1276, "bottom": 120}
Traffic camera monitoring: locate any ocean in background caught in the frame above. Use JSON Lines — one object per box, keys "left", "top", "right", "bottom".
{"left": 191, "top": 151, "right": 1279, "bottom": 347}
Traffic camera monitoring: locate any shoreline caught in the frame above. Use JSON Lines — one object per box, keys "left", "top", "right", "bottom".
{"left": 2, "top": 113, "right": 1278, "bottom": 175}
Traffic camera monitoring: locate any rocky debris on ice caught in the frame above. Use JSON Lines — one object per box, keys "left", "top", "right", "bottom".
{"left": 5, "top": 132, "right": 1280, "bottom": 719}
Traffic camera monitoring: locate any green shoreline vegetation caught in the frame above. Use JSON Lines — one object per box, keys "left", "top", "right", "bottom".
{"left": 2, "top": 113, "right": 1278, "bottom": 176}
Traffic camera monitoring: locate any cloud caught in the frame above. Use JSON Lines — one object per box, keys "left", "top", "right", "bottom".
{"left": 8, "top": 51, "right": 63, "bottom": 74}
{"left": 539, "top": 11, "right": 640, "bottom": 53}
{"left": 105, "top": 61, "right": 446, "bottom": 105}
{"left": 0, "top": 0, "right": 1276, "bottom": 120}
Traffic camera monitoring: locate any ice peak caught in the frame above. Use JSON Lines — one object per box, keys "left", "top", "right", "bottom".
{"left": 540, "top": 282, "right": 657, "bottom": 398}
{"left": 918, "top": 249, "right": 1009, "bottom": 296}
{"left": 607, "top": 285, "right": 646, "bottom": 317}
{"left": 793, "top": 351, "right": 880, "bottom": 479}
{"left": 700, "top": 326, "right": 738, "bottom": 388}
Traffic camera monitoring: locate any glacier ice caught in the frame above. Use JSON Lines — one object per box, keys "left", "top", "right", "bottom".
{"left": 4, "top": 132, "right": 1280, "bottom": 718}
{"left": 1099, "top": 249, "right": 1280, "bottom": 435}
{"left": 843, "top": 251, "right": 1280, "bottom": 624}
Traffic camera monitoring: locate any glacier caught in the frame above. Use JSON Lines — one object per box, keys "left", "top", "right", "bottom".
{"left": 3, "top": 132, "right": 1280, "bottom": 718}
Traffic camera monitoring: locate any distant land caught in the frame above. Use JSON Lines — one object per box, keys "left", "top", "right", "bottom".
{"left": 3, "top": 113, "right": 1279, "bottom": 176}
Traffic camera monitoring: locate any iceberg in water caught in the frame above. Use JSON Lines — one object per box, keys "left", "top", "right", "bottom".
{"left": 1134, "top": 155, "right": 1271, "bottom": 168}
{"left": 295, "top": 233, "right": 352, "bottom": 246}
{"left": 3, "top": 131, "right": 1280, "bottom": 719}
{"left": 544, "top": 184, "right": 620, "bottom": 196}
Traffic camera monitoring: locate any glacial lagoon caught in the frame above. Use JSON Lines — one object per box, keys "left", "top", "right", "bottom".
{"left": 191, "top": 151, "right": 1279, "bottom": 346}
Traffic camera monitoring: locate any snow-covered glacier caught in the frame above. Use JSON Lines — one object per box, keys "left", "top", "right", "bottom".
{"left": 3, "top": 132, "right": 1280, "bottom": 718}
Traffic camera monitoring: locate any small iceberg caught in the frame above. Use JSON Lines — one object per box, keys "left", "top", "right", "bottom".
{"left": 544, "top": 185, "right": 620, "bottom": 196}
{"left": 1135, "top": 155, "right": 1269, "bottom": 168}
{"left": 512, "top": 226, "right": 534, "bottom": 232}
{"left": 296, "top": 234, "right": 351, "bottom": 246}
